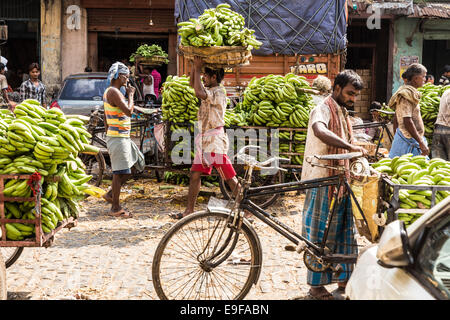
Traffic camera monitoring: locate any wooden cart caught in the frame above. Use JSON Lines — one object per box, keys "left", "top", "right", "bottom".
{"left": 0, "top": 174, "right": 77, "bottom": 269}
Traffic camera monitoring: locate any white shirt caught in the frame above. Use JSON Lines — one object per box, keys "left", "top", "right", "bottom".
{"left": 143, "top": 76, "right": 155, "bottom": 97}
{"left": 301, "top": 97, "right": 350, "bottom": 181}
{"left": 436, "top": 89, "right": 450, "bottom": 127}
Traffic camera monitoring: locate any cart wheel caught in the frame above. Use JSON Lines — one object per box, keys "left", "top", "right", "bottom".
{"left": 0, "top": 252, "right": 6, "bottom": 300}
{"left": 0, "top": 247, "right": 24, "bottom": 269}
{"left": 219, "top": 169, "right": 284, "bottom": 209}
{"left": 80, "top": 152, "right": 106, "bottom": 187}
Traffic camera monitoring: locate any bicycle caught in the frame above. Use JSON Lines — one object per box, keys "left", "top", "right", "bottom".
{"left": 83, "top": 105, "right": 165, "bottom": 184}
{"left": 152, "top": 146, "right": 376, "bottom": 300}
{"left": 79, "top": 106, "right": 107, "bottom": 187}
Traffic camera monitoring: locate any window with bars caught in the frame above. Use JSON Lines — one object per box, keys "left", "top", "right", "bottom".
{"left": 0, "top": 0, "right": 40, "bottom": 21}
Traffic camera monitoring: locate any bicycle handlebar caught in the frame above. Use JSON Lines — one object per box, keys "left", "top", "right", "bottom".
{"left": 236, "top": 145, "right": 289, "bottom": 171}
{"left": 371, "top": 108, "right": 395, "bottom": 115}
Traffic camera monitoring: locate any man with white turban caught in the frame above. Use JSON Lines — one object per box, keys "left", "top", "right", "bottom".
{"left": 102, "top": 62, "right": 144, "bottom": 218}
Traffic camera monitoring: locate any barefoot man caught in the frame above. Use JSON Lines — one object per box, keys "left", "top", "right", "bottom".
{"left": 170, "top": 57, "right": 239, "bottom": 219}
{"left": 102, "top": 62, "right": 144, "bottom": 218}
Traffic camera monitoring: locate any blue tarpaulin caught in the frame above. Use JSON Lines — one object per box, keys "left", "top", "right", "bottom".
{"left": 174, "top": 0, "right": 348, "bottom": 55}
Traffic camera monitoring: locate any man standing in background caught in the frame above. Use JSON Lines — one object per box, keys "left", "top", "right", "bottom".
{"left": 431, "top": 88, "right": 450, "bottom": 160}
{"left": 151, "top": 68, "right": 161, "bottom": 98}
{"left": 439, "top": 65, "right": 450, "bottom": 86}
{"left": 0, "top": 63, "right": 11, "bottom": 109}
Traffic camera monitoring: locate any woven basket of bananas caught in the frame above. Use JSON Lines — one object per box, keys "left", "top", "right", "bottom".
{"left": 179, "top": 45, "right": 252, "bottom": 68}
{"left": 135, "top": 55, "right": 167, "bottom": 67}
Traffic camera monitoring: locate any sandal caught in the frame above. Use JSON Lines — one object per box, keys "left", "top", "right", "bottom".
{"left": 108, "top": 208, "right": 133, "bottom": 218}
{"left": 169, "top": 212, "right": 186, "bottom": 220}
{"left": 307, "top": 288, "right": 334, "bottom": 300}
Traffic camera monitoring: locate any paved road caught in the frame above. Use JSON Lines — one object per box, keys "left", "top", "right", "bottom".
{"left": 5, "top": 179, "right": 366, "bottom": 300}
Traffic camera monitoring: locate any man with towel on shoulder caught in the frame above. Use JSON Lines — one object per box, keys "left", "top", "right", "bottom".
{"left": 102, "top": 62, "right": 145, "bottom": 218}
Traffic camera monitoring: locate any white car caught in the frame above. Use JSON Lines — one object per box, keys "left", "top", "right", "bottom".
{"left": 346, "top": 197, "right": 450, "bottom": 300}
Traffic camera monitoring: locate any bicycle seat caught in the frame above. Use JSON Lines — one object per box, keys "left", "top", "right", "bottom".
{"left": 311, "top": 152, "right": 363, "bottom": 161}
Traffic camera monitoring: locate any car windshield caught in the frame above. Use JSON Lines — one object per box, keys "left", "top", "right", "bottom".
{"left": 59, "top": 78, "right": 108, "bottom": 100}
{"left": 416, "top": 215, "right": 450, "bottom": 299}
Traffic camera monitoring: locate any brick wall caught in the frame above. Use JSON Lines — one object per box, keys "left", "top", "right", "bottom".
{"left": 355, "top": 69, "right": 372, "bottom": 120}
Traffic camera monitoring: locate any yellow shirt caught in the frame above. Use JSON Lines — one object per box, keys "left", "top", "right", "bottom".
{"left": 103, "top": 87, "right": 131, "bottom": 138}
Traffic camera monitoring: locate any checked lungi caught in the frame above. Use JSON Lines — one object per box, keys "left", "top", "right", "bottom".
{"left": 301, "top": 186, "right": 358, "bottom": 286}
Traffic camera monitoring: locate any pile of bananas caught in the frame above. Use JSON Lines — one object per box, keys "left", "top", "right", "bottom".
{"left": 418, "top": 84, "right": 450, "bottom": 144}
{"left": 379, "top": 103, "right": 394, "bottom": 121}
{"left": 224, "top": 109, "right": 248, "bottom": 127}
{"left": 372, "top": 154, "right": 450, "bottom": 226}
{"left": 277, "top": 131, "right": 306, "bottom": 165}
{"left": 242, "top": 73, "right": 314, "bottom": 128}
{"left": 178, "top": 3, "right": 262, "bottom": 49}
{"left": 129, "top": 44, "right": 169, "bottom": 64}
{"left": 161, "top": 75, "right": 200, "bottom": 133}
{"left": 0, "top": 99, "right": 99, "bottom": 240}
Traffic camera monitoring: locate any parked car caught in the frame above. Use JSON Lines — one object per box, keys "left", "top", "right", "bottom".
{"left": 50, "top": 72, "right": 144, "bottom": 116}
{"left": 346, "top": 197, "right": 450, "bottom": 300}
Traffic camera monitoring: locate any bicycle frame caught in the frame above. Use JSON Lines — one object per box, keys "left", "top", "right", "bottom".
{"left": 208, "top": 154, "right": 371, "bottom": 268}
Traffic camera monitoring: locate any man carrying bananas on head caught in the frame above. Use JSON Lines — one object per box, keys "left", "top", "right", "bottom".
{"left": 170, "top": 56, "right": 239, "bottom": 220}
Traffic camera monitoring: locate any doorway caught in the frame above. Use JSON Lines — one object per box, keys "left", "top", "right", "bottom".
{"left": 422, "top": 40, "right": 450, "bottom": 85}
{"left": 97, "top": 33, "right": 169, "bottom": 83}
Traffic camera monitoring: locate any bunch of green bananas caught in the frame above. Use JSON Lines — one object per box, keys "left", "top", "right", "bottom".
{"left": 397, "top": 213, "right": 422, "bottom": 228}
{"left": 129, "top": 44, "right": 169, "bottom": 64}
{"left": 161, "top": 75, "right": 200, "bottom": 133}
{"left": 418, "top": 84, "right": 450, "bottom": 144}
{"left": 0, "top": 109, "right": 14, "bottom": 123}
{"left": 163, "top": 172, "right": 190, "bottom": 186}
{"left": 242, "top": 73, "right": 314, "bottom": 128}
{"left": 0, "top": 99, "right": 99, "bottom": 240}
{"left": 276, "top": 131, "right": 306, "bottom": 165}
{"left": 379, "top": 103, "right": 394, "bottom": 121}
{"left": 178, "top": 3, "right": 262, "bottom": 49}
{"left": 224, "top": 109, "right": 248, "bottom": 127}
{"left": 163, "top": 171, "right": 219, "bottom": 187}
{"left": 372, "top": 155, "right": 450, "bottom": 214}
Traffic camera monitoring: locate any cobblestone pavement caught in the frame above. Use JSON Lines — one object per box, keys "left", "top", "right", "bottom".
{"left": 5, "top": 178, "right": 368, "bottom": 300}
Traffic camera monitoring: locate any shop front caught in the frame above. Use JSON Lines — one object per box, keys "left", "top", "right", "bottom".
{"left": 80, "top": 0, "right": 177, "bottom": 82}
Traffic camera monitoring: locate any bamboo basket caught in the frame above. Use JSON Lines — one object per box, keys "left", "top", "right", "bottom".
{"left": 178, "top": 45, "right": 252, "bottom": 68}
{"left": 135, "top": 55, "right": 167, "bottom": 67}
{"left": 354, "top": 141, "right": 377, "bottom": 157}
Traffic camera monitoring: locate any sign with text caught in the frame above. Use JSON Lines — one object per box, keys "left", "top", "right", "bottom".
{"left": 399, "top": 56, "right": 419, "bottom": 78}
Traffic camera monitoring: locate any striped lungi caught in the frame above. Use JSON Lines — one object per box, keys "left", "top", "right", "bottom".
{"left": 301, "top": 186, "right": 358, "bottom": 286}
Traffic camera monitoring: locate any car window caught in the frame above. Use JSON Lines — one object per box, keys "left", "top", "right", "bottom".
{"left": 59, "top": 78, "right": 108, "bottom": 100}
{"left": 416, "top": 215, "right": 450, "bottom": 299}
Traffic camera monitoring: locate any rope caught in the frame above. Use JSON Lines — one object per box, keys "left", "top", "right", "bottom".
{"left": 287, "top": 0, "right": 331, "bottom": 54}
{"left": 177, "top": 0, "right": 346, "bottom": 55}
{"left": 26, "top": 172, "right": 42, "bottom": 197}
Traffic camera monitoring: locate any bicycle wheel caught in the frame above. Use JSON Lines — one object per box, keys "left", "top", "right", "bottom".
{"left": 219, "top": 169, "right": 284, "bottom": 209}
{"left": 0, "top": 252, "right": 6, "bottom": 300}
{"left": 0, "top": 247, "right": 23, "bottom": 269}
{"left": 152, "top": 210, "right": 263, "bottom": 300}
{"left": 80, "top": 152, "right": 106, "bottom": 187}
